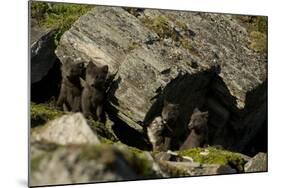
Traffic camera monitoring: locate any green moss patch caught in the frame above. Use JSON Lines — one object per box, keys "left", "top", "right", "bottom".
{"left": 31, "top": 103, "right": 63, "bottom": 127}
{"left": 31, "top": 154, "right": 46, "bottom": 171}
{"left": 31, "top": 1, "right": 94, "bottom": 43}
{"left": 178, "top": 147, "right": 246, "bottom": 172}
{"left": 237, "top": 16, "right": 267, "bottom": 34}
{"left": 87, "top": 119, "right": 118, "bottom": 142}
{"left": 120, "top": 146, "right": 156, "bottom": 177}
{"left": 236, "top": 16, "right": 267, "bottom": 54}
{"left": 249, "top": 31, "right": 267, "bottom": 53}
{"left": 140, "top": 15, "right": 197, "bottom": 56}
{"left": 141, "top": 15, "right": 174, "bottom": 40}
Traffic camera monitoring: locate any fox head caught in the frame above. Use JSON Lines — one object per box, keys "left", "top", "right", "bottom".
{"left": 85, "top": 61, "right": 108, "bottom": 88}
{"left": 188, "top": 108, "right": 208, "bottom": 131}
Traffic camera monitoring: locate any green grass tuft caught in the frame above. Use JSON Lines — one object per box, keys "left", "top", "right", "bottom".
{"left": 178, "top": 147, "right": 246, "bottom": 172}
{"left": 31, "top": 1, "right": 94, "bottom": 44}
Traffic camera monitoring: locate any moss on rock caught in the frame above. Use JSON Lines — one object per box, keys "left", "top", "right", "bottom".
{"left": 140, "top": 14, "right": 197, "bottom": 56}
{"left": 87, "top": 119, "right": 119, "bottom": 142}
{"left": 113, "top": 142, "right": 157, "bottom": 177}
{"left": 178, "top": 147, "right": 246, "bottom": 172}
{"left": 249, "top": 31, "right": 267, "bottom": 53}
{"left": 31, "top": 103, "right": 63, "bottom": 127}
{"left": 31, "top": 1, "right": 95, "bottom": 44}
{"left": 31, "top": 153, "right": 48, "bottom": 171}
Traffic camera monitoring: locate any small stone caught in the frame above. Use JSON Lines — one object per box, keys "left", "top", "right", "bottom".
{"left": 32, "top": 113, "right": 100, "bottom": 145}
{"left": 244, "top": 152, "right": 267, "bottom": 173}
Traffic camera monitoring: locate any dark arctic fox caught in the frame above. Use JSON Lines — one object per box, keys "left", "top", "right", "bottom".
{"left": 180, "top": 108, "right": 209, "bottom": 150}
{"left": 161, "top": 100, "right": 180, "bottom": 128}
{"left": 81, "top": 62, "right": 108, "bottom": 122}
{"left": 57, "top": 59, "right": 85, "bottom": 112}
{"left": 147, "top": 100, "right": 180, "bottom": 151}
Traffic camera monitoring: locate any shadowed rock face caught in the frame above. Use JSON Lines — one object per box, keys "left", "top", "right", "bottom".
{"left": 31, "top": 19, "right": 58, "bottom": 84}
{"left": 55, "top": 7, "right": 267, "bottom": 152}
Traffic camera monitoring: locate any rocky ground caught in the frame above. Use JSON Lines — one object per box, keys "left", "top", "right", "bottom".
{"left": 30, "top": 2, "right": 268, "bottom": 187}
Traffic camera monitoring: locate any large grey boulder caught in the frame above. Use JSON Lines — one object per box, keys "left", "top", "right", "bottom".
{"left": 30, "top": 144, "right": 136, "bottom": 186}
{"left": 31, "top": 19, "right": 58, "bottom": 84}
{"left": 32, "top": 113, "right": 100, "bottom": 145}
{"left": 244, "top": 152, "right": 267, "bottom": 172}
{"left": 30, "top": 143, "right": 160, "bottom": 187}
{"left": 55, "top": 7, "right": 215, "bottom": 133}
{"left": 55, "top": 7, "right": 267, "bottom": 151}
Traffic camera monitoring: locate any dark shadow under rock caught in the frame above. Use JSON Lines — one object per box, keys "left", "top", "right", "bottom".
{"left": 31, "top": 58, "right": 61, "bottom": 104}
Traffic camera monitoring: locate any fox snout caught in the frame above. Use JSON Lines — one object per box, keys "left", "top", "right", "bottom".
{"left": 162, "top": 119, "right": 167, "bottom": 125}
{"left": 188, "top": 122, "right": 194, "bottom": 129}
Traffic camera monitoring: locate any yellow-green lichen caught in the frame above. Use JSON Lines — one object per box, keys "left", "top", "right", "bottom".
{"left": 249, "top": 31, "right": 267, "bottom": 53}
{"left": 236, "top": 15, "right": 267, "bottom": 54}
{"left": 31, "top": 103, "right": 63, "bottom": 127}
{"left": 141, "top": 15, "right": 175, "bottom": 40}
{"left": 238, "top": 16, "right": 267, "bottom": 34}
{"left": 127, "top": 41, "right": 141, "bottom": 52}
{"left": 178, "top": 147, "right": 246, "bottom": 172}
{"left": 141, "top": 15, "right": 197, "bottom": 56}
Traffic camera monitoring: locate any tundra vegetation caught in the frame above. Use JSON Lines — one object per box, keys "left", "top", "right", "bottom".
{"left": 30, "top": 2, "right": 268, "bottom": 186}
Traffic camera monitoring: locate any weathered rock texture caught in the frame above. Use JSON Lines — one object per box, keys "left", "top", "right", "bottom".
{"left": 55, "top": 7, "right": 267, "bottom": 152}
{"left": 32, "top": 113, "right": 100, "bottom": 145}
{"left": 30, "top": 143, "right": 159, "bottom": 187}
{"left": 244, "top": 152, "right": 267, "bottom": 172}
{"left": 158, "top": 161, "right": 236, "bottom": 177}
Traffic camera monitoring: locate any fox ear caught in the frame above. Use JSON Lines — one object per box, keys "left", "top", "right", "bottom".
{"left": 87, "top": 61, "right": 96, "bottom": 69}
{"left": 193, "top": 108, "right": 200, "bottom": 113}
{"left": 80, "top": 77, "right": 86, "bottom": 88}
{"left": 102, "top": 65, "right": 108, "bottom": 73}
{"left": 201, "top": 111, "right": 208, "bottom": 118}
